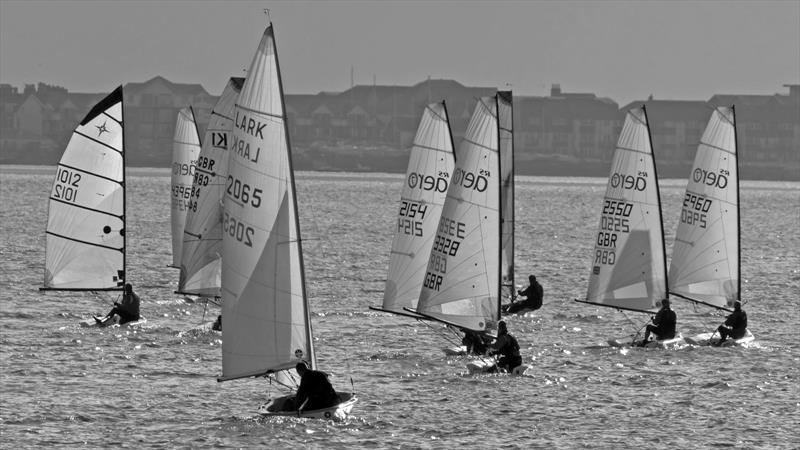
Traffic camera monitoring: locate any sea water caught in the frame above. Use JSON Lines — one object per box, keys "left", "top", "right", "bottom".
{"left": 1, "top": 166, "right": 798, "bottom": 448}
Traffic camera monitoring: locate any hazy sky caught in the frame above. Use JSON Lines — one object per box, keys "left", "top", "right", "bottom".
{"left": 1, "top": 0, "right": 798, "bottom": 105}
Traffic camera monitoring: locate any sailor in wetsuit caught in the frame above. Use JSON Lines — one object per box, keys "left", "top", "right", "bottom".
{"left": 96, "top": 283, "right": 140, "bottom": 325}
{"left": 294, "top": 361, "right": 339, "bottom": 411}
{"left": 489, "top": 321, "right": 522, "bottom": 372}
{"left": 640, "top": 298, "right": 676, "bottom": 346}
{"left": 716, "top": 300, "right": 747, "bottom": 345}
{"left": 505, "top": 275, "right": 544, "bottom": 314}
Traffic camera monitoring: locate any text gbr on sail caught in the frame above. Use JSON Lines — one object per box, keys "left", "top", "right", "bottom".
{"left": 423, "top": 216, "right": 466, "bottom": 291}
{"left": 595, "top": 200, "right": 634, "bottom": 265}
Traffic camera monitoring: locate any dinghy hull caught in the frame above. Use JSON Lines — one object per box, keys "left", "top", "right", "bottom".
{"left": 258, "top": 392, "right": 357, "bottom": 420}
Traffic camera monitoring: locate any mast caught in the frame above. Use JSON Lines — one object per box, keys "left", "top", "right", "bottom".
{"left": 732, "top": 105, "right": 740, "bottom": 303}
{"left": 642, "top": 105, "right": 667, "bottom": 301}
{"left": 271, "top": 22, "right": 315, "bottom": 367}
{"left": 122, "top": 85, "right": 126, "bottom": 287}
{"left": 495, "top": 93, "right": 502, "bottom": 321}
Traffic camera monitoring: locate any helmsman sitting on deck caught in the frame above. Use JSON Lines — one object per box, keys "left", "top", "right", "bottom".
{"left": 504, "top": 275, "right": 543, "bottom": 314}
{"left": 96, "top": 283, "right": 140, "bottom": 325}
{"left": 716, "top": 300, "right": 747, "bottom": 345}
{"left": 640, "top": 298, "right": 676, "bottom": 346}
{"left": 294, "top": 361, "right": 339, "bottom": 411}
{"left": 488, "top": 321, "right": 522, "bottom": 372}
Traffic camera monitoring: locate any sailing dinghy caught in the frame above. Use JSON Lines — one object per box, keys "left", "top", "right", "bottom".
{"left": 217, "top": 24, "right": 356, "bottom": 419}
{"left": 668, "top": 106, "right": 753, "bottom": 346}
{"left": 40, "top": 87, "right": 145, "bottom": 327}
{"left": 408, "top": 92, "right": 530, "bottom": 373}
{"left": 575, "top": 106, "right": 681, "bottom": 348}
{"left": 176, "top": 78, "right": 244, "bottom": 304}
{"left": 169, "top": 107, "right": 202, "bottom": 269}
{"left": 370, "top": 100, "right": 455, "bottom": 318}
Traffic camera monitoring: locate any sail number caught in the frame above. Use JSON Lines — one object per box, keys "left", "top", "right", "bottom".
{"left": 223, "top": 212, "right": 254, "bottom": 247}
{"left": 52, "top": 167, "right": 82, "bottom": 203}
{"left": 226, "top": 176, "right": 262, "bottom": 208}
{"left": 397, "top": 200, "right": 428, "bottom": 237}
{"left": 595, "top": 200, "right": 634, "bottom": 266}
{"left": 680, "top": 193, "right": 712, "bottom": 228}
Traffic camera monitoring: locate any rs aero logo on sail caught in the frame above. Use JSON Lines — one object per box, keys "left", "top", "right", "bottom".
{"left": 610, "top": 172, "right": 647, "bottom": 191}
{"left": 693, "top": 168, "right": 729, "bottom": 189}
{"left": 407, "top": 172, "right": 449, "bottom": 193}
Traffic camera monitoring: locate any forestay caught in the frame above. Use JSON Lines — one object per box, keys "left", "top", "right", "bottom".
{"left": 43, "top": 87, "right": 126, "bottom": 291}
{"left": 170, "top": 107, "right": 202, "bottom": 268}
{"left": 415, "top": 95, "right": 501, "bottom": 332}
{"left": 584, "top": 106, "right": 667, "bottom": 312}
{"left": 178, "top": 78, "right": 244, "bottom": 298}
{"left": 378, "top": 101, "right": 455, "bottom": 316}
{"left": 669, "top": 107, "right": 739, "bottom": 310}
{"left": 220, "top": 25, "right": 315, "bottom": 382}
{"left": 498, "top": 91, "right": 514, "bottom": 291}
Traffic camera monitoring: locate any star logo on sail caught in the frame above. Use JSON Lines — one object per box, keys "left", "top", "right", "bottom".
{"left": 96, "top": 121, "right": 109, "bottom": 137}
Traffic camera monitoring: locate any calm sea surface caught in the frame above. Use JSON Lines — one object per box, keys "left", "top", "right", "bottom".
{"left": 1, "top": 165, "right": 798, "bottom": 449}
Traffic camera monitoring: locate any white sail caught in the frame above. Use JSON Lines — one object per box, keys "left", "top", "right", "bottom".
{"left": 43, "top": 87, "right": 126, "bottom": 290}
{"left": 498, "top": 91, "right": 514, "bottom": 290}
{"left": 170, "top": 107, "right": 202, "bottom": 268}
{"left": 669, "top": 106, "right": 739, "bottom": 309}
{"left": 178, "top": 78, "right": 244, "bottom": 298}
{"left": 415, "top": 95, "right": 501, "bottom": 331}
{"left": 379, "top": 101, "right": 455, "bottom": 315}
{"left": 220, "top": 25, "right": 315, "bottom": 381}
{"left": 584, "top": 106, "right": 667, "bottom": 312}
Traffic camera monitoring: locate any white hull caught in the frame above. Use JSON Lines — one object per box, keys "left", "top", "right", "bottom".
{"left": 258, "top": 392, "right": 357, "bottom": 420}
{"left": 608, "top": 333, "right": 684, "bottom": 348}
{"left": 466, "top": 359, "right": 531, "bottom": 376}
{"left": 685, "top": 329, "right": 755, "bottom": 347}
{"left": 443, "top": 345, "right": 468, "bottom": 356}
{"left": 82, "top": 316, "right": 147, "bottom": 328}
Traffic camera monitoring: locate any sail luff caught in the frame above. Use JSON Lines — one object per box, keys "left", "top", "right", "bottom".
{"left": 498, "top": 91, "right": 514, "bottom": 303}
{"left": 732, "top": 105, "right": 740, "bottom": 302}
{"left": 42, "top": 86, "right": 126, "bottom": 291}
{"left": 642, "top": 105, "right": 669, "bottom": 299}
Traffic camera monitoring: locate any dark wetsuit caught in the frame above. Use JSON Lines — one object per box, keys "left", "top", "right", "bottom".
{"left": 295, "top": 369, "right": 339, "bottom": 411}
{"left": 506, "top": 281, "right": 543, "bottom": 314}
{"left": 490, "top": 332, "right": 522, "bottom": 372}
{"left": 644, "top": 307, "right": 676, "bottom": 341}
{"left": 718, "top": 309, "right": 747, "bottom": 341}
{"left": 104, "top": 292, "right": 140, "bottom": 325}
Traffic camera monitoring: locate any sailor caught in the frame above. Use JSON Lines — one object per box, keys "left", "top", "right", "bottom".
{"left": 96, "top": 283, "right": 140, "bottom": 325}
{"left": 212, "top": 315, "right": 222, "bottom": 331}
{"left": 488, "top": 321, "right": 523, "bottom": 372}
{"left": 640, "top": 298, "right": 676, "bottom": 346}
{"left": 505, "top": 275, "right": 543, "bottom": 314}
{"left": 716, "top": 301, "right": 747, "bottom": 345}
{"left": 294, "top": 361, "right": 339, "bottom": 411}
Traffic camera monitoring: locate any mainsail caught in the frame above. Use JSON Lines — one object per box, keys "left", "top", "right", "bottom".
{"left": 580, "top": 106, "right": 667, "bottom": 313}
{"left": 177, "top": 78, "right": 244, "bottom": 298}
{"left": 170, "top": 107, "right": 202, "bottom": 268}
{"left": 498, "top": 91, "right": 514, "bottom": 293}
{"left": 42, "top": 87, "right": 126, "bottom": 291}
{"left": 219, "top": 24, "right": 315, "bottom": 382}
{"left": 413, "top": 95, "right": 502, "bottom": 332}
{"left": 374, "top": 101, "right": 455, "bottom": 316}
{"left": 669, "top": 106, "right": 739, "bottom": 310}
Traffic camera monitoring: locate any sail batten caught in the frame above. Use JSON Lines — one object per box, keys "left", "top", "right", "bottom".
{"left": 668, "top": 107, "right": 739, "bottom": 309}
{"left": 178, "top": 78, "right": 244, "bottom": 298}
{"left": 220, "top": 24, "right": 314, "bottom": 381}
{"left": 42, "top": 86, "right": 126, "bottom": 291}
{"left": 583, "top": 106, "right": 666, "bottom": 312}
